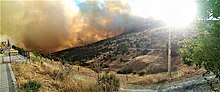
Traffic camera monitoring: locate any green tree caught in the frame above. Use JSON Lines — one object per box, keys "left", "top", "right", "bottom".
{"left": 180, "top": 0, "right": 220, "bottom": 78}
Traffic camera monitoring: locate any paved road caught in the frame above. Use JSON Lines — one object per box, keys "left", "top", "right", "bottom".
{"left": 0, "top": 54, "right": 20, "bottom": 92}
{"left": 2, "top": 55, "right": 27, "bottom": 63}
{"left": 120, "top": 75, "right": 220, "bottom": 92}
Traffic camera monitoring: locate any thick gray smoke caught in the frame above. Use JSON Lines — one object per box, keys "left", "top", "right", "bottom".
{"left": 1, "top": 0, "right": 149, "bottom": 53}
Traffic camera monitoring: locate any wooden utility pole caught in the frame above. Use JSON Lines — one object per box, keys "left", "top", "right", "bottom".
{"left": 7, "top": 39, "right": 12, "bottom": 63}
{"left": 168, "top": 30, "right": 172, "bottom": 77}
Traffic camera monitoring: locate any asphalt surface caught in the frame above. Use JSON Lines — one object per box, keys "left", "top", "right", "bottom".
{"left": 120, "top": 75, "right": 220, "bottom": 92}
{"left": 0, "top": 54, "right": 25, "bottom": 92}
{"left": 2, "top": 55, "right": 27, "bottom": 63}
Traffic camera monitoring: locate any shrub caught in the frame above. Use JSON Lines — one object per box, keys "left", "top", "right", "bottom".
{"left": 117, "top": 43, "right": 129, "bottom": 54}
{"left": 79, "top": 60, "right": 90, "bottom": 66}
{"left": 116, "top": 68, "right": 133, "bottom": 74}
{"left": 49, "top": 69, "right": 65, "bottom": 80}
{"left": 24, "top": 80, "right": 41, "bottom": 92}
{"left": 102, "top": 64, "right": 109, "bottom": 68}
{"left": 184, "top": 60, "right": 193, "bottom": 66}
{"left": 109, "top": 57, "right": 117, "bottom": 61}
{"left": 135, "top": 42, "right": 141, "bottom": 48}
{"left": 119, "top": 58, "right": 129, "bottom": 62}
{"left": 138, "top": 71, "right": 145, "bottom": 76}
{"left": 99, "top": 73, "right": 120, "bottom": 92}
{"left": 140, "top": 49, "right": 151, "bottom": 55}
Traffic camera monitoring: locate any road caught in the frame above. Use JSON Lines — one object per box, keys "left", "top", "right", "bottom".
{"left": 0, "top": 54, "right": 26, "bottom": 92}
{"left": 2, "top": 55, "right": 27, "bottom": 63}
{"left": 120, "top": 75, "right": 220, "bottom": 92}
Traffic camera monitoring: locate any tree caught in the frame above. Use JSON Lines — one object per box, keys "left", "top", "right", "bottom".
{"left": 179, "top": 1, "right": 220, "bottom": 90}
{"left": 180, "top": 0, "right": 220, "bottom": 78}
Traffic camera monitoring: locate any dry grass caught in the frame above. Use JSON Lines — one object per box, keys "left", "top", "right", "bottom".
{"left": 116, "top": 64, "right": 206, "bottom": 85}
{"left": 11, "top": 53, "right": 206, "bottom": 91}
{"left": 12, "top": 58, "right": 99, "bottom": 92}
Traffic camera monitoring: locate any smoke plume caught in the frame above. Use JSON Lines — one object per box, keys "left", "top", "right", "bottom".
{"left": 1, "top": 0, "right": 149, "bottom": 54}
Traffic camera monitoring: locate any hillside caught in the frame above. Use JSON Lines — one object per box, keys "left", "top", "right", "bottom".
{"left": 11, "top": 52, "right": 206, "bottom": 92}
{"left": 11, "top": 26, "right": 207, "bottom": 91}
{"left": 52, "top": 26, "right": 195, "bottom": 74}
{"left": 11, "top": 53, "right": 98, "bottom": 92}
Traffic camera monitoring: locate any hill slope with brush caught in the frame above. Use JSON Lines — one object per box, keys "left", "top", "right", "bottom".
{"left": 52, "top": 25, "right": 194, "bottom": 74}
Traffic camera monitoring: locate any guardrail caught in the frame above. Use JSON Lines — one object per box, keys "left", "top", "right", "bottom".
{"left": 8, "top": 64, "right": 18, "bottom": 92}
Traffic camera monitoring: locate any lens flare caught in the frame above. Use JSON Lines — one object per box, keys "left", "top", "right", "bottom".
{"left": 128, "top": 0, "right": 197, "bottom": 27}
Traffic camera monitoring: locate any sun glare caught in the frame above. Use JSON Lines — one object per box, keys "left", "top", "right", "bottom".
{"left": 64, "top": 0, "right": 197, "bottom": 28}
{"left": 63, "top": 0, "right": 79, "bottom": 17}
{"left": 129, "top": 0, "right": 197, "bottom": 27}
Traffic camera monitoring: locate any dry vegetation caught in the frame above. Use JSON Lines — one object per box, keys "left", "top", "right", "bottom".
{"left": 12, "top": 54, "right": 206, "bottom": 92}
{"left": 121, "top": 65, "right": 205, "bottom": 85}
{"left": 11, "top": 26, "right": 205, "bottom": 91}
{"left": 52, "top": 27, "right": 195, "bottom": 76}
{"left": 12, "top": 57, "right": 99, "bottom": 92}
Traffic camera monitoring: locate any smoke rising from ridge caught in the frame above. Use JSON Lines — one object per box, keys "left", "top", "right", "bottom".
{"left": 1, "top": 0, "right": 150, "bottom": 54}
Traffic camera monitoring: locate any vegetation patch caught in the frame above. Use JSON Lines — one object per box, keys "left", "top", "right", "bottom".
{"left": 12, "top": 57, "right": 98, "bottom": 92}
{"left": 24, "top": 80, "right": 41, "bottom": 92}
{"left": 99, "top": 73, "right": 120, "bottom": 92}
{"left": 138, "top": 71, "right": 145, "bottom": 76}
{"left": 116, "top": 68, "right": 133, "bottom": 74}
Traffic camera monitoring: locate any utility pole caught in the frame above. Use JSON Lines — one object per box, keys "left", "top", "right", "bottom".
{"left": 7, "top": 39, "right": 12, "bottom": 63}
{"left": 168, "top": 29, "right": 172, "bottom": 77}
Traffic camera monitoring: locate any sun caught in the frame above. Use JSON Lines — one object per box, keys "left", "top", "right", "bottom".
{"left": 129, "top": 0, "right": 197, "bottom": 27}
